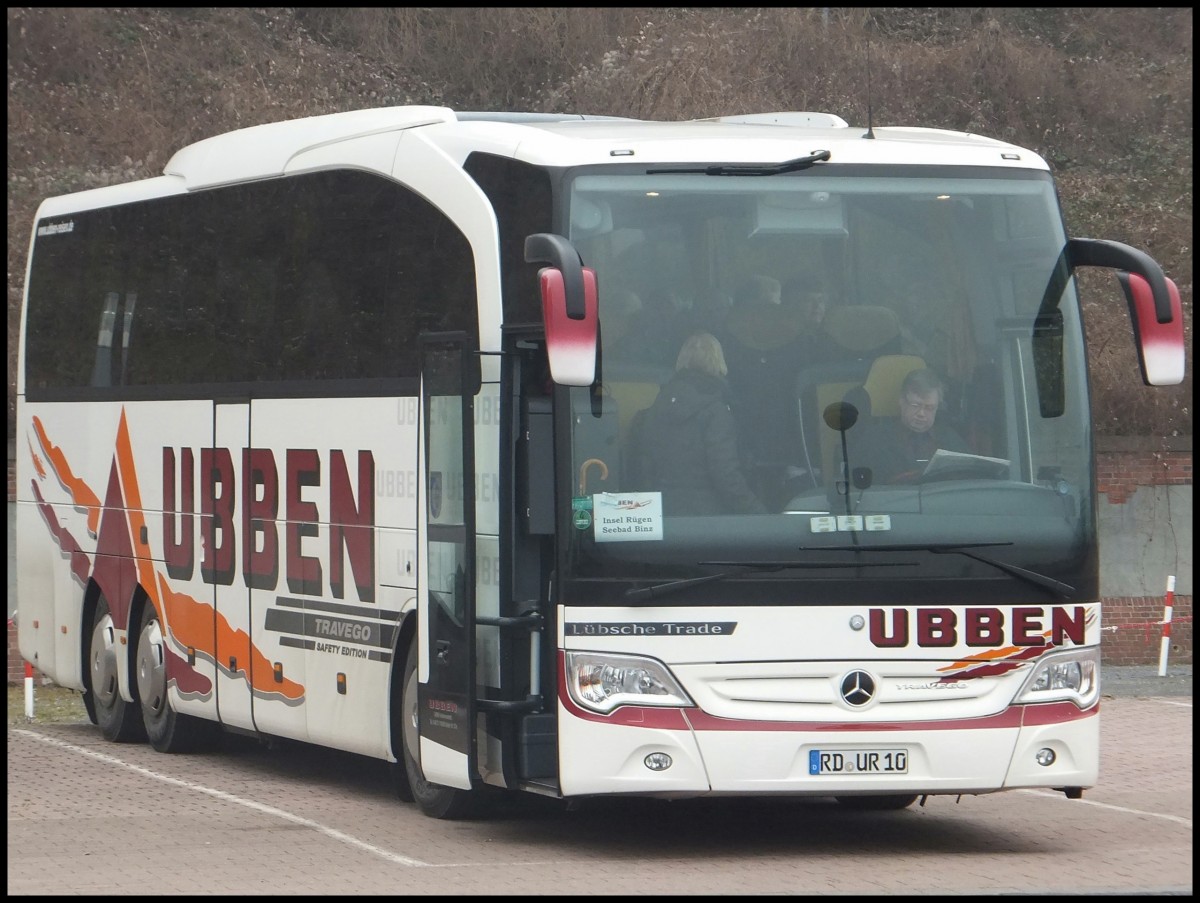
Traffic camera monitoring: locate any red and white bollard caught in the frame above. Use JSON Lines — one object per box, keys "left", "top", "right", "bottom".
{"left": 1157, "top": 575, "right": 1176, "bottom": 678}
{"left": 24, "top": 660, "right": 35, "bottom": 720}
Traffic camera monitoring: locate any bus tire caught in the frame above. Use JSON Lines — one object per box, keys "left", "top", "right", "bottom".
{"left": 88, "top": 595, "right": 146, "bottom": 743}
{"left": 81, "top": 686, "right": 99, "bottom": 725}
{"left": 389, "top": 641, "right": 415, "bottom": 803}
{"left": 400, "top": 633, "right": 479, "bottom": 819}
{"left": 835, "top": 794, "right": 919, "bottom": 811}
{"left": 135, "top": 603, "right": 219, "bottom": 753}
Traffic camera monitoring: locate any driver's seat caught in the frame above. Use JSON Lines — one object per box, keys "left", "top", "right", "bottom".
{"left": 858, "top": 354, "right": 927, "bottom": 418}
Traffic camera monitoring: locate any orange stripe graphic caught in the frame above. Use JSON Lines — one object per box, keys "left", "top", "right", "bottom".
{"left": 114, "top": 410, "right": 161, "bottom": 612}
{"left": 157, "top": 575, "right": 303, "bottom": 701}
{"left": 32, "top": 415, "right": 102, "bottom": 535}
{"left": 27, "top": 436, "right": 46, "bottom": 480}
{"left": 937, "top": 605, "right": 1098, "bottom": 674}
{"left": 31, "top": 410, "right": 306, "bottom": 703}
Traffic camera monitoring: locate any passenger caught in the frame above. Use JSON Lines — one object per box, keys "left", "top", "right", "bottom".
{"left": 781, "top": 278, "right": 831, "bottom": 365}
{"left": 733, "top": 273, "right": 782, "bottom": 308}
{"left": 627, "top": 332, "right": 766, "bottom": 515}
{"left": 724, "top": 273, "right": 796, "bottom": 353}
{"left": 781, "top": 278, "right": 828, "bottom": 334}
{"left": 612, "top": 285, "right": 687, "bottom": 368}
{"left": 600, "top": 286, "right": 643, "bottom": 352}
{"left": 677, "top": 285, "right": 733, "bottom": 346}
{"left": 723, "top": 275, "right": 806, "bottom": 504}
{"left": 850, "top": 368, "right": 969, "bottom": 484}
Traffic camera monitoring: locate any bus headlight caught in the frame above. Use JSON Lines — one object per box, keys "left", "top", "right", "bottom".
{"left": 566, "top": 651, "right": 693, "bottom": 714}
{"left": 1016, "top": 647, "right": 1099, "bottom": 709}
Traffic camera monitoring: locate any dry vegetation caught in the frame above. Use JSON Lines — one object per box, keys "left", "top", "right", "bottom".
{"left": 6, "top": 7, "right": 1192, "bottom": 439}
{"left": 7, "top": 684, "right": 88, "bottom": 725}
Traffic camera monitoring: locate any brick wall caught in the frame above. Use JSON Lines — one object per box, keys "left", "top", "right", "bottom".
{"left": 1096, "top": 446, "right": 1192, "bottom": 504}
{"left": 1102, "top": 594, "right": 1193, "bottom": 666}
{"left": 1096, "top": 441, "right": 1192, "bottom": 666}
{"left": 7, "top": 619, "right": 41, "bottom": 683}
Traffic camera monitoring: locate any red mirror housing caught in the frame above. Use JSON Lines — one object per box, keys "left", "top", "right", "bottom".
{"left": 540, "top": 266, "right": 598, "bottom": 386}
{"left": 1118, "top": 272, "right": 1185, "bottom": 386}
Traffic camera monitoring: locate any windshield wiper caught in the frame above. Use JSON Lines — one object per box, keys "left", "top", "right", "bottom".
{"left": 624, "top": 559, "right": 912, "bottom": 602}
{"left": 803, "top": 542, "right": 1075, "bottom": 599}
{"left": 645, "top": 150, "right": 831, "bottom": 176}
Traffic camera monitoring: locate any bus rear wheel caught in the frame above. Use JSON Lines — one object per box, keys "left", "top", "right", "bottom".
{"left": 400, "top": 633, "right": 479, "bottom": 819}
{"left": 835, "top": 794, "right": 919, "bottom": 811}
{"left": 135, "top": 603, "right": 218, "bottom": 752}
{"left": 81, "top": 684, "right": 99, "bottom": 725}
{"left": 88, "top": 595, "right": 146, "bottom": 743}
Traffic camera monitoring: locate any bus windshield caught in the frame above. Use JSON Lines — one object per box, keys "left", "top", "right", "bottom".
{"left": 561, "top": 167, "right": 1093, "bottom": 606}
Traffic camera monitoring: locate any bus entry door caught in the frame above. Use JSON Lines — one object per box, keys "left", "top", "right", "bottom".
{"left": 416, "top": 335, "right": 478, "bottom": 790}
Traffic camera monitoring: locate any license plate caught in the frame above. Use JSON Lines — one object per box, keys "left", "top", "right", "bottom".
{"left": 809, "top": 748, "right": 909, "bottom": 775}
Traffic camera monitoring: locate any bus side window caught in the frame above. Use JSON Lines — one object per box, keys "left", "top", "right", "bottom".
{"left": 89, "top": 291, "right": 120, "bottom": 388}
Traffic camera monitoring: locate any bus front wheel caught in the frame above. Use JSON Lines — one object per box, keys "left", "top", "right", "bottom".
{"left": 400, "top": 634, "right": 479, "bottom": 819}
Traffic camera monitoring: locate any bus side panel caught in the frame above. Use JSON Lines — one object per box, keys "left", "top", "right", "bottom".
{"left": 212, "top": 402, "right": 255, "bottom": 731}
{"left": 17, "top": 399, "right": 224, "bottom": 718}
{"left": 16, "top": 498, "right": 81, "bottom": 689}
{"left": 250, "top": 396, "right": 416, "bottom": 760}
{"left": 19, "top": 401, "right": 140, "bottom": 695}
{"left": 474, "top": 383, "right": 505, "bottom": 785}
{"left": 110, "top": 401, "right": 220, "bottom": 723}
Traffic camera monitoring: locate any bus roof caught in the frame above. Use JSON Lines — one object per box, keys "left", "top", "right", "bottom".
{"left": 162, "top": 106, "right": 1048, "bottom": 188}
{"left": 494, "top": 119, "right": 1043, "bottom": 169}
{"left": 36, "top": 106, "right": 1049, "bottom": 217}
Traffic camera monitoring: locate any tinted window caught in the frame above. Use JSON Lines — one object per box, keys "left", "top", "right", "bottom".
{"left": 463, "top": 153, "right": 553, "bottom": 327}
{"left": 25, "top": 169, "right": 477, "bottom": 394}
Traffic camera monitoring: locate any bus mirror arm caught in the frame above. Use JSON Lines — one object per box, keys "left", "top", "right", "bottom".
{"left": 1067, "top": 238, "right": 1172, "bottom": 324}
{"left": 525, "top": 233, "right": 586, "bottom": 320}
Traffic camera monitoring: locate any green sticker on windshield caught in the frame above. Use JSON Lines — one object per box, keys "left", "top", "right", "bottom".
{"left": 573, "top": 509, "right": 592, "bottom": 530}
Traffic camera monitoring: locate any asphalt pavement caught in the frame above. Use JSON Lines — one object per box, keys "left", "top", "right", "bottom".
{"left": 1101, "top": 663, "right": 1192, "bottom": 697}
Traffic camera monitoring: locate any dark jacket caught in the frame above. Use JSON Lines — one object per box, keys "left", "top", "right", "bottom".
{"left": 849, "top": 416, "right": 969, "bottom": 485}
{"left": 628, "top": 368, "right": 766, "bottom": 515}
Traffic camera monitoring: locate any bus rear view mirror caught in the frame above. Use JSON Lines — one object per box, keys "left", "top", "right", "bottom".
{"left": 1118, "top": 271, "right": 1185, "bottom": 386}
{"left": 526, "top": 232, "right": 598, "bottom": 386}
{"left": 537, "top": 266, "right": 598, "bottom": 386}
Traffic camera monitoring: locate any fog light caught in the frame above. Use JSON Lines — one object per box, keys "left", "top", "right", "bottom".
{"left": 644, "top": 752, "right": 673, "bottom": 771}
{"left": 1035, "top": 747, "right": 1057, "bottom": 767}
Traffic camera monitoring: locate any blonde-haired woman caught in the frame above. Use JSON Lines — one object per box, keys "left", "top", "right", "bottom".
{"left": 628, "top": 332, "right": 766, "bottom": 515}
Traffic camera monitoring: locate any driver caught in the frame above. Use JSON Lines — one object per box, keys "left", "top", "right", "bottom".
{"left": 851, "top": 368, "right": 969, "bottom": 484}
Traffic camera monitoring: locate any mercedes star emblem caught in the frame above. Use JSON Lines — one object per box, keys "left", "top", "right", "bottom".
{"left": 840, "top": 670, "right": 876, "bottom": 707}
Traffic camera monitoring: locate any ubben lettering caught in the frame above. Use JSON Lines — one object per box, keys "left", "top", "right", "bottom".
{"left": 868, "top": 606, "right": 1086, "bottom": 649}
{"left": 162, "top": 445, "right": 375, "bottom": 603}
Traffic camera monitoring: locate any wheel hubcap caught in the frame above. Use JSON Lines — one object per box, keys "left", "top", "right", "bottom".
{"left": 90, "top": 614, "right": 119, "bottom": 706}
{"left": 136, "top": 617, "right": 167, "bottom": 716}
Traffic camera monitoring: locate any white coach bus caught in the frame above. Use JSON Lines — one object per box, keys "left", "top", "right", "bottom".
{"left": 16, "top": 106, "right": 1184, "bottom": 818}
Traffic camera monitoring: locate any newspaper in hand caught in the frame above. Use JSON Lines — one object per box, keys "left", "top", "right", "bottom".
{"left": 921, "top": 448, "right": 1011, "bottom": 480}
